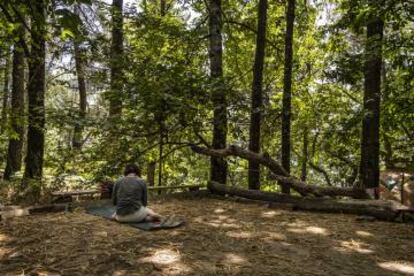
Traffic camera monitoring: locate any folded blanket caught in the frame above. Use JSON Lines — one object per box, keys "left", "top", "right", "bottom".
{"left": 85, "top": 206, "right": 185, "bottom": 231}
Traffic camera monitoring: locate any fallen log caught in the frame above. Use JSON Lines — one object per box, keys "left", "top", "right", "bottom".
{"left": 191, "top": 144, "right": 368, "bottom": 199}
{"left": 208, "top": 181, "right": 412, "bottom": 222}
{"left": 0, "top": 204, "right": 70, "bottom": 220}
{"left": 51, "top": 185, "right": 205, "bottom": 200}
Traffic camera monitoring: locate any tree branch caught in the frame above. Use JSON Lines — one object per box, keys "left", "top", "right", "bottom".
{"left": 191, "top": 144, "right": 369, "bottom": 199}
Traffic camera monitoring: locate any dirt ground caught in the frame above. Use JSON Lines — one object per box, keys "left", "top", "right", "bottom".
{"left": 1, "top": 195, "right": 414, "bottom": 276}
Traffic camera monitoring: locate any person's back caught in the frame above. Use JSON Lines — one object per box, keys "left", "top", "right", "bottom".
{"left": 111, "top": 163, "right": 162, "bottom": 223}
{"left": 113, "top": 176, "right": 147, "bottom": 216}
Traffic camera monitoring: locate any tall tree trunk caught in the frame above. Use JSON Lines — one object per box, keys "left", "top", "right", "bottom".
{"left": 109, "top": 0, "right": 123, "bottom": 117}
{"left": 381, "top": 62, "right": 394, "bottom": 169}
{"left": 72, "top": 40, "right": 87, "bottom": 149}
{"left": 281, "top": 0, "right": 295, "bottom": 194}
{"left": 359, "top": 16, "right": 384, "bottom": 199}
{"left": 147, "top": 161, "right": 156, "bottom": 186}
{"left": 4, "top": 24, "right": 25, "bottom": 180}
{"left": 24, "top": 0, "right": 46, "bottom": 183}
{"left": 158, "top": 0, "right": 166, "bottom": 185}
{"left": 248, "top": 0, "right": 268, "bottom": 190}
{"left": 301, "top": 127, "right": 308, "bottom": 181}
{"left": 158, "top": 126, "right": 164, "bottom": 189}
{"left": 208, "top": 0, "right": 227, "bottom": 184}
{"left": 1, "top": 49, "right": 11, "bottom": 133}
{"left": 160, "top": 0, "right": 166, "bottom": 16}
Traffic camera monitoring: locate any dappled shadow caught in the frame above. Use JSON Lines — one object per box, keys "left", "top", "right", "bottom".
{"left": 1, "top": 196, "right": 414, "bottom": 275}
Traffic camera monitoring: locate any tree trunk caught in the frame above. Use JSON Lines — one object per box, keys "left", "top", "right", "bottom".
{"left": 147, "top": 161, "right": 156, "bottom": 186}
{"left": 208, "top": 181, "right": 408, "bottom": 222}
{"left": 208, "top": 0, "right": 227, "bottom": 184}
{"left": 72, "top": 39, "right": 87, "bottom": 149}
{"left": 248, "top": 0, "right": 268, "bottom": 190}
{"left": 158, "top": 130, "right": 163, "bottom": 190}
{"left": 359, "top": 16, "right": 384, "bottom": 198}
{"left": 109, "top": 0, "right": 123, "bottom": 117}
{"left": 4, "top": 24, "right": 25, "bottom": 180}
{"left": 301, "top": 128, "right": 308, "bottom": 181}
{"left": 24, "top": 0, "right": 46, "bottom": 183}
{"left": 1, "top": 48, "right": 11, "bottom": 133}
{"left": 381, "top": 62, "right": 394, "bottom": 170}
{"left": 281, "top": 0, "right": 295, "bottom": 194}
{"left": 160, "top": 0, "right": 166, "bottom": 16}
{"left": 191, "top": 145, "right": 369, "bottom": 199}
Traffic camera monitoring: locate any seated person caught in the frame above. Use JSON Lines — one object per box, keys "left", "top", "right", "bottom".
{"left": 112, "top": 163, "right": 163, "bottom": 223}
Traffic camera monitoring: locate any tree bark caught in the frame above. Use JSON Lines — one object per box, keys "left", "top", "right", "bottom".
{"left": 4, "top": 23, "right": 25, "bottom": 180}
{"left": 192, "top": 145, "right": 369, "bottom": 198}
{"left": 248, "top": 0, "right": 268, "bottom": 190}
{"left": 24, "top": 0, "right": 46, "bottom": 182}
{"left": 301, "top": 128, "right": 308, "bottom": 181}
{"left": 109, "top": 0, "right": 123, "bottom": 117}
{"left": 1, "top": 48, "right": 11, "bottom": 133}
{"left": 72, "top": 39, "right": 87, "bottom": 149}
{"left": 208, "top": 181, "right": 407, "bottom": 222}
{"left": 158, "top": 129, "right": 163, "bottom": 190}
{"left": 208, "top": 0, "right": 227, "bottom": 184}
{"left": 147, "top": 161, "right": 156, "bottom": 186}
{"left": 360, "top": 15, "right": 384, "bottom": 198}
{"left": 381, "top": 62, "right": 394, "bottom": 170}
{"left": 281, "top": 0, "right": 295, "bottom": 194}
{"left": 160, "top": 0, "right": 166, "bottom": 16}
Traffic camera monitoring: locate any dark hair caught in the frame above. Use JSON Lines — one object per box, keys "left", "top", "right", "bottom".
{"left": 124, "top": 163, "right": 141, "bottom": 176}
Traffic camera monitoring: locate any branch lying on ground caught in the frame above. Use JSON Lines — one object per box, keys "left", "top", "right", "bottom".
{"left": 208, "top": 181, "right": 411, "bottom": 222}
{"left": 191, "top": 144, "right": 369, "bottom": 199}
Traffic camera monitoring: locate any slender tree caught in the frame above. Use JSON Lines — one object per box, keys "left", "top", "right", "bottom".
{"left": 281, "top": 0, "right": 295, "bottom": 194}
{"left": 24, "top": 0, "right": 46, "bottom": 182}
{"left": 1, "top": 48, "right": 11, "bottom": 132}
{"left": 359, "top": 12, "right": 384, "bottom": 198}
{"left": 4, "top": 22, "right": 25, "bottom": 180}
{"left": 160, "top": 0, "right": 166, "bottom": 16}
{"left": 208, "top": 0, "right": 227, "bottom": 184}
{"left": 157, "top": 0, "right": 167, "bottom": 187}
{"left": 109, "top": 0, "right": 123, "bottom": 117}
{"left": 248, "top": 0, "right": 268, "bottom": 190}
{"left": 72, "top": 39, "right": 87, "bottom": 149}
{"left": 147, "top": 161, "right": 156, "bottom": 186}
{"left": 301, "top": 128, "right": 308, "bottom": 181}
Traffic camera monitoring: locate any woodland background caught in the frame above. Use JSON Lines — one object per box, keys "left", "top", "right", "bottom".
{"left": 0, "top": 0, "right": 412, "bottom": 199}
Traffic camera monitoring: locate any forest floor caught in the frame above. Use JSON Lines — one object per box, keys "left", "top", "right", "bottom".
{"left": 1, "top": 195, "right": 414, "bottom": 276}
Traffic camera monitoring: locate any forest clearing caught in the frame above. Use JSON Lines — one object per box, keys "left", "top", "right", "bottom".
{"left": 0, "top": 0, "right": 413, "bottom": 275}
{"left": 1, "top": 195, "right": 414, "bottom": 276}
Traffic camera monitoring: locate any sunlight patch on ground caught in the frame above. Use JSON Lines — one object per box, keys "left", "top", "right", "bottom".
{"left": 214, "top": 208, "right": 226, "bottom": 214}
{"left": 285, "top": 220, "right": 307, "bottom": 228}
{"left": 223, "top": 253, "right": 247, "bottom": 265}
{"left": 138, "top": 249, "right": 191, "bottom": 275}
{"left": 0, "top": 233, "right": 8, "bottom": 242}
{"left": 334, "top": 240, "right": 374, "bottom": 254}
{"left": 261, "top": 210, "right": 281, "bottom": 218}
{"left": 378, "top": 262, "right": 414, "bottom": 275}
{"left": 206, "top": 219, "right": 240, "bottom": 229}
{"left": 287, "top": 226, "right": 328, "bottom": 236}
{"left": 226, "top": 230, "right": 253, "bottom": 239}
{"left": 194, "top": 214, "right": 241, "bottom": 229}
{"left": 152, "top": 249, "right": 180, "bottom": 265}
{"left": 356, "top": 230, "right": 373, "bottom": 237}
{"left": 263, "top": 231, "right": 287, "bottom": 241}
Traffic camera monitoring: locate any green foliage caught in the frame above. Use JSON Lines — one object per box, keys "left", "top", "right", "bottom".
{"left": 0, "top": 0, "right": 413, "bottom": 193}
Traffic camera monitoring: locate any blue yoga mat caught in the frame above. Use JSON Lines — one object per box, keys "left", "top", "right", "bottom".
{"left": 85, "top": 206, "right": 185, "bottom": 231}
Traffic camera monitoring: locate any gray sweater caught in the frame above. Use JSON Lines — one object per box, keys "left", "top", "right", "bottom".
{"left": 112, "top": 176, "right": 148, "bottom": 216}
